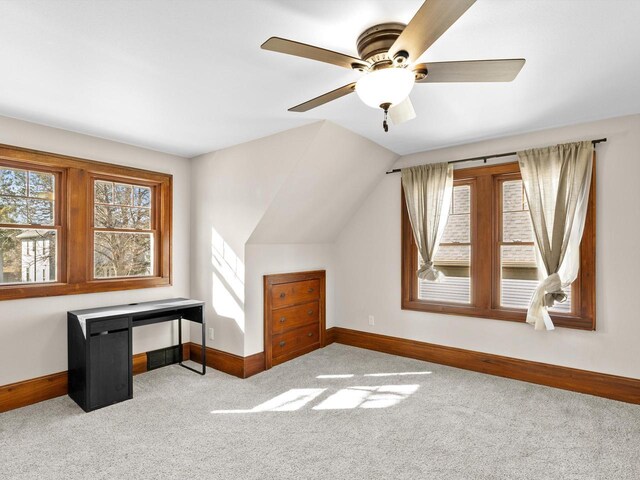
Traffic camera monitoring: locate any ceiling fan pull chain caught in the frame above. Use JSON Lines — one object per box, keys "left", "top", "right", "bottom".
{"left": 381, "top": 102, "right": 391, "bottom": 132}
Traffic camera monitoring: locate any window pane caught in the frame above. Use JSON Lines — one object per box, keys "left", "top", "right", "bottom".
{"left": 418, "top": 245, "right": 471, "bottom": 304}
{"left": 27, "top": 199, "right": 54, "bottom": 225}
{"left": 502, "top": 180, "right": 533, "bottom": 242}
{"left": 503, "top": 211, "right": 534, "bottom": 242}
{"left": 0, "top": 168, "right": 27, "bottom": 196}
{"left": 94, "top": 180, "right": 152, "bottom": 230}
{"left": 441, "top": 185, "right": 471, "bottom": 243}
{"left": 114, "top": 184, "right": 133, "bottom": 206}
{"left": 0, "top": 196, "right": 28, "bottom": 224}
{"left": 28, "top": 171, "right": 55, "bottom": 200}
{"left": 500, "top": 244, "right": 571, "bottom": 312}
{"left": 1, "top": 197, "right": 54, "bottom": 226}
{"left": 94, "top": 232, "right": 153, "bottom": 278}
{"left": 452, "top": 184, "right": 470, "bottom": 214}
{"left": 441, "top": 215, "right": 470, "bottom": 243}
{"left": 95, "top": 205, "right": 151, "bottom": 230}
{"left": 0, "top": 228, "right": 57, "bottom": 284}
{"left": 0, "top": 168, "right": 55, "bottom": 226}
{"left": 502, "top": 180, "right": 526, "bottom": 211}
{"left": 133, "top": 186, "right": 151, "bottom": 207}
{"left": 419, "top": 184, "right": 472, "bottom": 305}
{"left": 94, "top": 180, "right": 113, "bottom": 204}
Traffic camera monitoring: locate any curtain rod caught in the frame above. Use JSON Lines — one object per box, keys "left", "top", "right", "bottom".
{"left": 385, "top": 138, "right": 607, "bottom": 174}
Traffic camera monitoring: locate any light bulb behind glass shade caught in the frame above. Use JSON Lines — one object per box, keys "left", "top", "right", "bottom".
{"left": 355, "top": 68, "right": 415, "bottom": 109}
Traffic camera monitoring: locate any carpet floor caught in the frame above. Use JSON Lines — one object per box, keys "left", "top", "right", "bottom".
{"left": 1, "top": 344, "right": 639, "bottom": 480}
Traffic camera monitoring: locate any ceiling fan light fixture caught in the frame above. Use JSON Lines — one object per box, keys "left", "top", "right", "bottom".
{"left": 355, "top": 67, "right": 415, "bottom": 109}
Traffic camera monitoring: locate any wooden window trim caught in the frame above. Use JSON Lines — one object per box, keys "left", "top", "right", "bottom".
{"left": 401, "top": 159, "right": 596, "bottom": 331}
{"left": 0, "top": 144, "right": 172, "bottom": 301}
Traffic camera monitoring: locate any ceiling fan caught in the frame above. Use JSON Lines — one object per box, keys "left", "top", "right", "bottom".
{"left": 261, "top": 0, "right": 525, "bottom": 132}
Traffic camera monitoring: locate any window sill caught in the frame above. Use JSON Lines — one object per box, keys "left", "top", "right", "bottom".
{"left": 401, "top": 299, "right": 595, "bottom": 331}
{"left": 0, "top": 276, "right": 171, "bottom": 301}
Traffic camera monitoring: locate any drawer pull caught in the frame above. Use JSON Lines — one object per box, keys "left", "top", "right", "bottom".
{"left": 308, "top": 288, "right": 314, "bottom": 293}
{"left": 279, "top": 341, "right": 286, "bottom": 347}
{"left": 279, "top": 293, "right": 286, "bottom": 298}
{"left": 307, "top": 332, "right": 313, "bottom": 337}
{"left": 307, "top": 310, "right": 313, "bottom": 315}
{"left": 279, "top": 317, "right": 286, "bottom": 323}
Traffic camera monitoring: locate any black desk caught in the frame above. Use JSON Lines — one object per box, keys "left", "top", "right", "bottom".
{"left": 67, "top": 298, "right": 205, "bottom": 412}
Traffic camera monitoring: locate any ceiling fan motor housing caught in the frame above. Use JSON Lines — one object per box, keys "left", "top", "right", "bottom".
{"left": 356, "top": 23, "right": 407, "bottom": 70}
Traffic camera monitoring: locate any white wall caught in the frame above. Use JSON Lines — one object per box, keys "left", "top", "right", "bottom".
{"left": 335, "top": 114, "right": 640, "bottom": 379}
{"left": 188, "top": 123, "right": 321, "bottom": 356}
{"left": 0, "top": 116, "right": 191, "bottom": 386}
{"left": 6, "top": 110, "right": 635, "bottom": 385}
{"left": 189, "top": 121, "right": 397, "bottom": 356}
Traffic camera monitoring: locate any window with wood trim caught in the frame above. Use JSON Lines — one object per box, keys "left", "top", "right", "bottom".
{"left": 0, "top": 144, "right": 172, "bottom": 300}
{"left": 92, "top": 178, "right": 155, "bottom": 279}
{"left": 0, "top": 163, "right": 62, "bottom": 286}
{"left": 401, "top": 160, "right": 595, "bottom": 330}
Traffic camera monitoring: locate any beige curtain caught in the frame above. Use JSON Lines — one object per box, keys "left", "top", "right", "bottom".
{"left": 401, "top": 162, "right": 453, "bottom": 282}
{"left": 517, "top": 141, "right": 594, "bottom": 330}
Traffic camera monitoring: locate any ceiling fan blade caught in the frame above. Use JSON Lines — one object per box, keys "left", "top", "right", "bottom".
{"left": 288, "top": 83, "right": 357, "bottom": 112}
{"left": 389, "top": 0, "right": 476, "bottom": 63}
{"left": 415, "top": 59, "right": 526, "bottom": 83}
{"left": 262, "top": 37, "right": 369, "bottom": 70}
{"left": 389, "top": 97, "right": 416, "bottom": 125}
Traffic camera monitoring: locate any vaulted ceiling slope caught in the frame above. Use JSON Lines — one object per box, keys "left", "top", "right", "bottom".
{"left": 189, "top": 122, "right": 321, "bottom": 263}
{"left": 1, "top": 1, "right": 639, "bottom": 157}
{"left": 248, "top": 121, "right": 398, "bottom": 244}
{"left": 190, "top": 121, "right": 396, "bottom": 259}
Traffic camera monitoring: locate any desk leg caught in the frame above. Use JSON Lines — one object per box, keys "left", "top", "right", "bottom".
{"left": 179, "top": 316, "right": 207, "bottom": 376}
{"left": 201, "top": 319, "right": 206, "bottom": 375}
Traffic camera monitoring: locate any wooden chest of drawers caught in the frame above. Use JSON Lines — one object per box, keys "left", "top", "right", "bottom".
{"left": 264, "top": 270, "right": 326, "bottom": 369}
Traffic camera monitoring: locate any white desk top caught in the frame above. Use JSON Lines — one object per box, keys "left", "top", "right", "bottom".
{"left": 69, "top": 298, "right": 204, "bottom": 338}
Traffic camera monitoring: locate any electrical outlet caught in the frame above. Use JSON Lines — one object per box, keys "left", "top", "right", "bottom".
{"left": 368, "top": 315, "right": 375, "bottom": 326}
{"left": 208, "top": 327, "right": 215, "bottom": 340}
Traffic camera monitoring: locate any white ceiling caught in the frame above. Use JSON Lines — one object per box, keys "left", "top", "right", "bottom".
{"left": 0, "top": 0, "right": 639, "bottom": 158}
